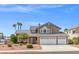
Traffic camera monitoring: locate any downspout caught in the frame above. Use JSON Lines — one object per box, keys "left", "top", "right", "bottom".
{"left": 38, "top": 23, "right": 40, "bottom": 34}
{"left": 66, "top": 36, "right": 68, "bottom": 45}
{"left": 56, "top": 36, "right": 58, "bottom": 45}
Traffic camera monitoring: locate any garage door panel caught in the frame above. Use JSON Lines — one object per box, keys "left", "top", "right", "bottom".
{"left": 58, "top": 39, "right": 66, "bottom": 45}
{"left": 40, "top": 38, "right": 56, "bottom": 45}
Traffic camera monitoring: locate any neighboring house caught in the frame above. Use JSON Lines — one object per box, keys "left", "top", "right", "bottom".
{"left": 65, "top": 25, "right": 79, "bottom": 39}
{"left": 16, "top": 22, "right": 68, "bottom": 45}
{"left": 0, "top": 33, "right": 5, "bottom": 44}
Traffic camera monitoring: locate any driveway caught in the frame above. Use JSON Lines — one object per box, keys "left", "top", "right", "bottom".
{"left": 41, "top": 45, "right": 79, "bottom": 51}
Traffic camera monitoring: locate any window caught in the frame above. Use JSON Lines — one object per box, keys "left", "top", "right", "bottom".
{"left": 47, "top": 29, "right": 51, "bottom": 33}
{"left": 73, "top": 31, "right": 75, "bottom": 34}
{"left": 31, "top": 30, "right": 36, "bottom": 33}
{"left": 43, "top": 29, "right": 46, "bottom": 33}
{"left": 41, "top": 30, "right": 42, "bottom": 33}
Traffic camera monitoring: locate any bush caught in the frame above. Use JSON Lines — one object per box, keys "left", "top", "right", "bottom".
{"left": 10, "top": 34, "right": 17, "bottom": 43}
{"left": 8, "top": 44, "right": 12, "bottom": 47}
{"left": 23, "top": 42, "right": 27, "bottom": 45}
{"left": 68, "top": 39, "right": 73, "bottom": 44}
{"left": 27, "top": 44, "right": 33, "bottom": 48}
{"left": 72, "top": 37, "right": 79, "bottom": 44}
{"left": 19, "top": 43, "right": 23, "bottom": 46}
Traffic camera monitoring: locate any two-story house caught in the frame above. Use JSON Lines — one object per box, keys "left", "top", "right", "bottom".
{"left": 65, "top": 25, "right": 79, "bottom": 39}
{"left": 16, "top": 22, "right": 68, "bottom": 45}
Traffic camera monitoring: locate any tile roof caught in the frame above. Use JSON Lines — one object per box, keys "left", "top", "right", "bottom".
{"left": 16, "top": 30, "right": 68, "bottom": 37}
{"left": 68, "top": 24, "right": 79, "bottom": 30}
{"left": 30, "top": 26, "right": 38, "bottom": 30}
{"left": 39, "top": 22, "right": 61, "bottom": 29}
{"left": 16, "top": 30, "right": 38, "bottom": 36}
{"left": 30, "top": 22, "right": 61, "bottom": 30}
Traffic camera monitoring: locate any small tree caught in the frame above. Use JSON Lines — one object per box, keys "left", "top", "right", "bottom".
{"left": 68, "top": 39, "right": 73, "bottom": 44}
{"left": 18, "top": 33, "right": 29, "bottom": 43}
{"left": 72, "top": 37, "right": 79, "bottom": 44}
{"left": 7, "top": 39, "right": 13, "bottom": 47}
{"left": 10, "top": 34, "right": 17, "bottom": 43}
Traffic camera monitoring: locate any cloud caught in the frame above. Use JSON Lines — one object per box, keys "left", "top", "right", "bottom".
{"left": 0, "top": 4, "right": 9, "bottom": 6}
{"left": 32, "top": 4, "right": 63, "bottom": 8}
{"left": 61, "top": 6, "right": 79, "bottom": 14}
{"left": 0, "top": 6, "right": 34, "bottom": 13}
{"left": 0, "top": 6, "right": 41, "bottom": 13}
{"left": 0, "top": 4, "right": 64, "bottom": 13}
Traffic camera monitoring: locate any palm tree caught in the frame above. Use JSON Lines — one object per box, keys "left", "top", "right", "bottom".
{"left": 19, "top": 23, "right": 23, "bottom": 30}
{"left": 13, "top": 24, "right": 16, "bottom": 30}
{"left": 17, "top": 22, "right": 23, "bottom": 30}
{"left": 17, "top": 22, "right": 20, "bottom": 30}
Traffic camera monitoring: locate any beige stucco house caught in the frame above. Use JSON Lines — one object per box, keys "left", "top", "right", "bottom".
{"left": 65, "top": 25, "right": 79, "bottom": 39}
{"left": 16, "top": 22, "right": 68, "bottom": 45}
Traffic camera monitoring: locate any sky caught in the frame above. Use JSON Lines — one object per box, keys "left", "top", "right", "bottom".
{"left": 0, "top": 4, "right": 79, "bottom": 36}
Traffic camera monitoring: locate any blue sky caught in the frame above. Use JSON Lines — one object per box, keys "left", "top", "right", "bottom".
{"left": 0, "top": 4, "right": 79, "bottom": 36}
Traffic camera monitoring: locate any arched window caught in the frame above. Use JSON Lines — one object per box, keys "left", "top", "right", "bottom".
{"left": 73, "top": 31, "right": 75, "bottom": 34}
{"left": 43, "top": 29, "right": 46, "bottom": 33}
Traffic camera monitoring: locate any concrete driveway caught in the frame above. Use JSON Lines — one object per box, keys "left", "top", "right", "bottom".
{"left": 41, "top": 45, "right": 79, "bottom": 51}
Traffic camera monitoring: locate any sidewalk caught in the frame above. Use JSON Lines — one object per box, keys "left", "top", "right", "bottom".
{"left": 1, "top": 49, "right": 79, "bottom": 54}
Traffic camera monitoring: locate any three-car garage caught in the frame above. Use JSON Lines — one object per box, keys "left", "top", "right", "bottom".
{"left": 40, "top": 34, "right": 68, "bottom": 45}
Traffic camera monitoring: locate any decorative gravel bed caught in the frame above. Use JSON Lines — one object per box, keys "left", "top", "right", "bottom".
{"left": 72, "top": 45, "right": 79, "bottom": 48}
{"left": 0, "top": 44, "right": 41, "bottom": 51}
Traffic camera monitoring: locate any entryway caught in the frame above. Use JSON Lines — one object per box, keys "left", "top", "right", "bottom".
{"left": 29, "top": 37, "right": 37, "bottom": 44}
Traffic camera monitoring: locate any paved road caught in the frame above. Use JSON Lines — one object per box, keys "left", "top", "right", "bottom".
{"left": 1, "top": 51, "right": 79, "bottom": 54}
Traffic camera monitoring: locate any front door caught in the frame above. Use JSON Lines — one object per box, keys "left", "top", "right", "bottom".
{"left": 29, "top": 37, "right": 37, "bottom": 44}
{"left": 32, "top": 37, "right": 37, "bottom": 44}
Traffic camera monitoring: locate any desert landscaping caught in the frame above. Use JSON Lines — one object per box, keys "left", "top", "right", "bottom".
{"left": 0, "top": 44, "right": 41, "bottom": 51}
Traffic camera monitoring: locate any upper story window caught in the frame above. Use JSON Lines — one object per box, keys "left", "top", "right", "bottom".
{"left": 47, "top": 29, "right": 51, "bottom": 33}
{"left": 31, "top": 30, "right": 36, "bottom": 33}
{"left": 68, "top": 31, "right": 72, "bottom": 34}
{"left": 40, "top": 29, "right": 51, "bottom": 34}
{"left": 40, "top": 26, "right": 51, "bottom": 34}
{"left": 73, "top": 31, "right": 75, "bottom": 34}
{"left": 43, "top": 29, "right": 46, "bottom": 33}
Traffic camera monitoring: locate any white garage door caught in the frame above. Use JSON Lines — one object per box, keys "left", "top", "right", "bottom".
{"left": 40, "top": 37, "right": 56, "bottom": 45}
{"left": 58, "top": 37, "right": 66, "bottom": 45}
{"left": 40, "top": 37, "right": 67, "bottom": 45}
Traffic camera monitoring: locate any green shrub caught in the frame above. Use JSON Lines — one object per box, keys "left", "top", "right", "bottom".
{"left": 23, "top": 42, "right": 27, "bottom": 45}
{"left": 72, "top": 37, "right": 79, "bottom": 44}
{"left": 10, "top": 34, "right": 17, "bottom": 43}
{"left": 8, "top": 44, "right": 12, "bottom": 47}
{"left": 68, "top": 39, "right": 73, "bottom": 44}
{"left": 19, "top": 43, "right": 23, "bottom": 46}
{"left": 27, "top": 44, "right": 33, "bottom": 48}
